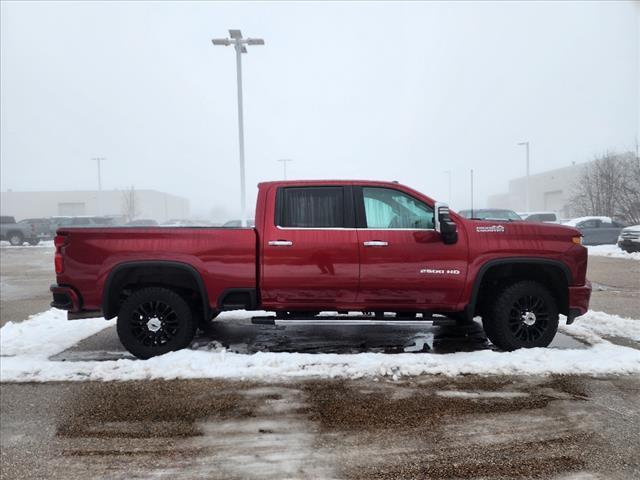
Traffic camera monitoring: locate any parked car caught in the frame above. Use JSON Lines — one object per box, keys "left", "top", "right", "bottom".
{"left": 0, "top": 216, "right": 41, "bottom": 246}
{"left": 518, "top": 212, "right": 559, "bottom": 223}
{"left": 563, "top": 216, "right": 626, "bottom": 245}
{"left": 125, "top": 219, "right": 159, "bottom": 226}
{"left": 50, "top": 180, "right": 591, "bottom": 359}
{"left": 458, "top": 209, "right": 521, "bottom": 221}
{"left": 51, "top": 216, "right": 116, "bottom": 231}
{"left": 617, "top": 224, "right": 640, "bottom": 253}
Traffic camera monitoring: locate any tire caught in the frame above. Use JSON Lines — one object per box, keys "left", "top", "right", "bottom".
{"left": 8, "top": 232, "right": 24, "bottom": 246}
{"left": 28, "top": 238, "right": 40, "bottom": 246}
{"left": 198, "top": 310, "right": 220, "bottom": 336}
{"left": 116, "top": 287, "right": 197, "bottom": 359}
{"left": 483, "top": 280, "right": 559, "bottom": 351}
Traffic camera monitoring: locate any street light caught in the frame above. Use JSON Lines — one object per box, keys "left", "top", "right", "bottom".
{"left": 91, "top": 157, "right": 105, "bottom": 215}
{"left": 517, "top": 141, "right": 530, "bottom": 212}
{"left": 277, "top": 159, "right": 293, "bottom": 180}
{"left": 212, "top": 29, "right": 264, "bottom": 225}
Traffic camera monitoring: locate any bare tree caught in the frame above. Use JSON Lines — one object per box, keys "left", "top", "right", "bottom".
{"left": 121, "top": 186, "right": 139, "bottom": 222}
{"left": 569, "top": 151, "right": 640, "bottom": 223}
{"left": 617, "top": 152, "right": 640, "bottom": 224}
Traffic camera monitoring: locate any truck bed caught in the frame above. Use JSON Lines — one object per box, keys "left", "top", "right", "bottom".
{"left": 55, "top": 227, "right": 257, "bottom": 313}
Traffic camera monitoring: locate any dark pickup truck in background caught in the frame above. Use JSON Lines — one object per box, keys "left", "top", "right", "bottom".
{"left": 51, "top": 180, "right": 592, "bottom": 359}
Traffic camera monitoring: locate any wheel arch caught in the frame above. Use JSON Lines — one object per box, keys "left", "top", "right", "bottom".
{"left": 469, "top": 258, "right": 571, "bottom": 318}
{"left": 102, "top": 261, "right": 210, "bottom": 321}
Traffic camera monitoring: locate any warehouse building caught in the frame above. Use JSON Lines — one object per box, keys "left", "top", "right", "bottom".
{"left": 487, "top": 162, "right": 591, "bottom": 219}
{"left": 0, "top": 189, "right": 189, "bottom": 222}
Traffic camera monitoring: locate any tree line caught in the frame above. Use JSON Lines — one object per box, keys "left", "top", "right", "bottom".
{"left": 570, "top": 151, "right": 640, "bottom": 224}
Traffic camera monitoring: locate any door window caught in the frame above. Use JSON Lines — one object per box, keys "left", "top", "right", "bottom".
{"left": 277, "top": 187, "right": 345, "bottom": 228}
{"left": 578, "top": 219, "right": 599, "bottom": 228}
{"left": 362, "top": 187, "right": 434, "bottom": 229}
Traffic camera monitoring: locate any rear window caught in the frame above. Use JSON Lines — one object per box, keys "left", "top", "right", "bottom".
{"left": 277, "top": 187, "right": 345, "bottom": 228}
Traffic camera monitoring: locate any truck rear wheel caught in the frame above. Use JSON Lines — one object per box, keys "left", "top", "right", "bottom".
{"left": 116, "top": 287, "right": 197, "bottom": 359}
{"left": 483, "top": 280, "right": 559, "bottom": 351}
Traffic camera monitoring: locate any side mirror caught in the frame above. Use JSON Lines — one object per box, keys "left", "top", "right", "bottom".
{"left": 434, "top": 202, "right": 458, "bottom": 245}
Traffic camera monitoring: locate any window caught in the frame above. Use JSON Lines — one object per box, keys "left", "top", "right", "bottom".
{"left": 578, "top": 220, "right": 599, "bottom": 229}
{"left": 362, "top": 187, "right": 434, "bottom": 229}
{"left": 278, "top": 187, "right": 345, "bottom": 228}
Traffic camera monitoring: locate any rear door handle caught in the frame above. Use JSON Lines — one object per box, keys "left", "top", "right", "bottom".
{"left": 268, "top": 240, "right": 293, "bottom": 246}
{"left": 363, "top": 240, "right": 388, "bottom": 247}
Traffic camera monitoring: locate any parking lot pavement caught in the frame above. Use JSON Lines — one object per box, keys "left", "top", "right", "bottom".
{"left": 587, "top": 256, "right": 640, "bottom": 319}
{"left": 0, "top": 243, "right": 54, "bottom": 326}
{"left": 1, "top": 245, "right": 639, "bottom": 479}
{"left": 2, "top": 375, "right": 639, "bottom": 479}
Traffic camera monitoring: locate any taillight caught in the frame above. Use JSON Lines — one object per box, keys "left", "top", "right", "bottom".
{"left": 54, "top": 235, "right": 67, "bottom": 274}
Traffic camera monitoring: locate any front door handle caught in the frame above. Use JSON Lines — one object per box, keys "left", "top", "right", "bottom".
{"left": 363, "top": 240, "right": 388, "bottom": 247}
{"left": 268, "top": 240, "right": 293, "bottom": 246}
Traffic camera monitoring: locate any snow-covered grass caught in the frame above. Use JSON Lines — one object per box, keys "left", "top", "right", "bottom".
{"left": 587, "top": 244, "right": 640, "bottom": 260}
{"left": 1, "top": 308, "right": 639, "bottom": 383}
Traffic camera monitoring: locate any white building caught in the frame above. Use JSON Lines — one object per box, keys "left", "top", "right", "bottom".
{"left": 487, "top": 162, "right": 591, "bottom": 219}
{"left": 0, "top": 189, "right": 189, "bottom": 222}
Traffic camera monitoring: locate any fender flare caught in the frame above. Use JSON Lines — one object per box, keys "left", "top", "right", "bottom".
{"left": 102, "top": 260, "right": 210, "bottom": 320}
{"left": 467, "top": 257, "right": 572, "bottom": 319}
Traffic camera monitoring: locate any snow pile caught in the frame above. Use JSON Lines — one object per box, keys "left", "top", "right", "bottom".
{"left": 1, "top": 309, "right": 639, "bottom": 383}
{"left": 587, "top": 244, "right": 640, "bottom": 260}
{"left": 561, "top": 310, "right": 640, "bottom": 343}
{"left": 0, "top": 309, "right": 113, "bottom": 357}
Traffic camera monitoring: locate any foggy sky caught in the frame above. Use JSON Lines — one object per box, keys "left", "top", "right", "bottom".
{"left": 1, "top": 1, "right": 638, "bottom": 218}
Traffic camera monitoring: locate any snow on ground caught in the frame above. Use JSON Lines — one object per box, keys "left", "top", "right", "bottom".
{"left": 587, "top": 244, "right": 640, "bottom": 260}
{"left": 0, "top": 240, "right": 54, "bottom": 249}
{"left": 1, "top": 309, "right": 639, "bottom": 383}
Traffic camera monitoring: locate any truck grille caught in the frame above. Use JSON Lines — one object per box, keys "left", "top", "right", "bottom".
{"left": 620, "top": 230, "right": 640, "bottom": 240}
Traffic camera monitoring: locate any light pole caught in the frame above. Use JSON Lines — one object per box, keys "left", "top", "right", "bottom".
{"left": 91, "top": 157, "right": 105, "bottom": 215}
{"left": 517, "top": 141, "right": 530, "bottom": 212}
{"left": 212, "top": 30, "right": 264, "bottom": 225}
{"left": 277, "top": 159, "right": 293, "bottom": 180}
{"left": 443, "top": 170, "right": 452, "bottom": 205}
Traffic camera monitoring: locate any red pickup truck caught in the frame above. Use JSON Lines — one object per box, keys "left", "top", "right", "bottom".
{"left": 50, "top": 180, "right": 591, "bottom": 358}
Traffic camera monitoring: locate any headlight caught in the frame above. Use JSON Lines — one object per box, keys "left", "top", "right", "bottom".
{"left": 572, "top": 236, "right": 582, "bottom": 245}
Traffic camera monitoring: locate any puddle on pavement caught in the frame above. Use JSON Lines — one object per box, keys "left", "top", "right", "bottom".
{"left": 52, "top": 318, "right": 587, "bottom": 362}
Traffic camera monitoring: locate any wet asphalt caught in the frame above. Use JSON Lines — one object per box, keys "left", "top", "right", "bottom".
{"left": 2, "top": 376, "right": 639, "bottom": 479}
{"left": 1, "top": 245, "right": 639, "bottom": 479}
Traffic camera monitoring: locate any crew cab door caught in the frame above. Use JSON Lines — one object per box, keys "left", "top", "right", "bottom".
{"left": 355, "top": 186, "right": 467, "bottom": 309}
{"left": 261, "top": 185, "right": 359, "bottom": 307}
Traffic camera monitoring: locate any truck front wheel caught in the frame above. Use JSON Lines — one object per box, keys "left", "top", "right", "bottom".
{"left": 483, "top": 280, "right": 559, "bottom": 351}
{"left": 116, "top": 287, "right": 197, "bottom": 359}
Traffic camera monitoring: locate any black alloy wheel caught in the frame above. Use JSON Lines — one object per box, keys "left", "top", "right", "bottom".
{"left": 116, "top": 287, "right": 197, "bottom": 359}
{"left": 483, "top": 280, "right": 559, "bottom": 351}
